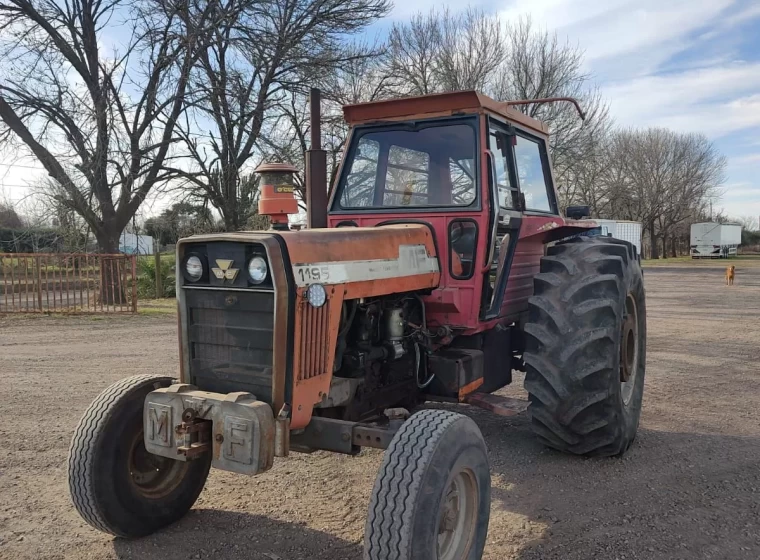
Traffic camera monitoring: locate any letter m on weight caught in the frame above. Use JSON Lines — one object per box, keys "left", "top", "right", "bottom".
{"left": 147, "top": 404, "right": 173, "bottom": 447}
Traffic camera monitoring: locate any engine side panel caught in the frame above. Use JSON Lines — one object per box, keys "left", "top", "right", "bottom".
{"left": 279, "top": 224, "right": 440, "bottom": 428}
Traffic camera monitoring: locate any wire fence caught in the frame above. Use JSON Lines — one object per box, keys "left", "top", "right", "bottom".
{"left": 0, "top": 253, "right": 137, "bottom": 313}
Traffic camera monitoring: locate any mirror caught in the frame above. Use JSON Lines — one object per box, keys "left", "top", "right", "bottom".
{"left": 566, "top": 205, "right": 591, "bottom": 219}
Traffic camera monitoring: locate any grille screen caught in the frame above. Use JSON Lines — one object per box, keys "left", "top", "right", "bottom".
{"left": 186, "top": 289, "right": 274, "bottom": 403}
{"left": 296, "top": 300, "right": 331, "bottom": 381}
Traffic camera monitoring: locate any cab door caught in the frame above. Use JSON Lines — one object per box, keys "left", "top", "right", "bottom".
{"left": 480, "top": 117, "right": 561, "bottom": 321}
{"left": 480, "top": 117, "right": 522, "bottom": 320}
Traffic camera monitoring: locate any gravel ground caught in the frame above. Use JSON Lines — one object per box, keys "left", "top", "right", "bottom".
{"left": 1, "top": 264, "right": 759, "bottom": 560}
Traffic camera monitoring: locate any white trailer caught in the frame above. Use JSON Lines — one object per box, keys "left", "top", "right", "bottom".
{"left": 690, "top": 223, "right": 742, "bottom": 258}
{"left": 589, "top": 219, "right": 643, "bottom": 258}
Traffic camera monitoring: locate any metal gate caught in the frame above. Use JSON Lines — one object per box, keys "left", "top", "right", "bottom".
{"left": 0, "top": 253, "right": 137, "bottom": 313}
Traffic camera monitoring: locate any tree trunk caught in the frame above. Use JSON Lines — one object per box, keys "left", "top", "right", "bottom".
{"left": 662, "top": 233, "right": 668, "bottom": 260}
{"left": 670, "top": 237, "right": 677, "bottom": 258}
{"left": 95, "top": 229, "right": 126, "bottom": 306}
{"left": 649, "top": 222, "right": 659, "bottom": 260}
{"left": 222, "top": 209, "right": 236, "bottom": 232}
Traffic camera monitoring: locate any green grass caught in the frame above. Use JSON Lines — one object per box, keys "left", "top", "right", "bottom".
{"left": 137, "top": 298, "right": 177, "bottom": 316}
{"left": 642, "top": 254, "right": 760, "bottom": 267}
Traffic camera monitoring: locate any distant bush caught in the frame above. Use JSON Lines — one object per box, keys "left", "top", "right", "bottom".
{"left": 0, "top": 227, "right": 64, "bottom": 253}
{"left": 742, "top": 229, "right": 760, "bottom": 247}
{"left": 136, "top": 255, "right": 175, "bottom": 298}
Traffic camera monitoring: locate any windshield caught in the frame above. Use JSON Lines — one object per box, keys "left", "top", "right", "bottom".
{"left": 337, "top": 121, "right": 477, "bottom": 209}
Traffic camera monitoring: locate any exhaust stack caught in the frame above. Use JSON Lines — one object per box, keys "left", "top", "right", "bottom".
{"left": 305, "top": 88, "right": 328, "bottom": 229}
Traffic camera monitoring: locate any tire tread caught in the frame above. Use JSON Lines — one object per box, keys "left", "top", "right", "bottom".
{"left": 523, "top": 236, "right": 645, "bottom": 457}
{"left": 67, "top": 374, "right": 173, "bottom": 536}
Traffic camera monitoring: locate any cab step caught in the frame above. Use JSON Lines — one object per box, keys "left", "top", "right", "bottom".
{"left": 465, "top": 393, "right": 529, "bottom": 417}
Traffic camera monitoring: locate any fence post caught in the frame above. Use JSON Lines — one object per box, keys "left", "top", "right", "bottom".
{"left": 131, "top": 255, "right": 137, "bottom": 313}
{"left": 154, "top": 247, "right": 162, "bottom": 298}
{"left": 36, "top": 256, "right": 43, "bottom": 311}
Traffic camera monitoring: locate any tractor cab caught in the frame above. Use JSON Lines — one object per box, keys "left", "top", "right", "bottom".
{"left": 328, "top": 91, "right": 590, "bottom": 332}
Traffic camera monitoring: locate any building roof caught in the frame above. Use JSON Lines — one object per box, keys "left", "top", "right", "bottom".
{"left": 342, "top": 90, "right": 550, "bottom": 136}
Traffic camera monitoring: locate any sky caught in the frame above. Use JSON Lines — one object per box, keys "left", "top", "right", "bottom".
{"left": 494, "top": 0, "right": 760, "bottom": 223}
{"left": 1, "top": 0, "right": 759, "bottom": 223}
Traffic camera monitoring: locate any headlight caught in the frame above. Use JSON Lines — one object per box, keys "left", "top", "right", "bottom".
{"left": 247, "top": 256, "right": 268, "bottom": 284}
{"left": 185, "top": 256, "right": 203, "bottom": 281}
{"left": 306, "top": 283, "right": 326, "bottom": 307}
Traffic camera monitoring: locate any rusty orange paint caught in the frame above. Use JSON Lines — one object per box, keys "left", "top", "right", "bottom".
{"left": 342, "top": 90, "right": 549, "bottom": 136}
{"left": 279, "top": 224, "right": 437, "bottom": 269}
{"left": 176, "top": 227, "right": 441, "bottom": 430}
{"left": 282, "top": 224, "right": 441, "bottom": 429}
{"left": 457, "top": 378, "right": 484, "bottom": 401}
{"left": 291, "top": 287, "right": 345, "bottom": 429}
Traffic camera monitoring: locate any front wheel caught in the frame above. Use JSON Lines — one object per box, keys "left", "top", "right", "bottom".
{"left": 68, "top": 374, "right": 211, "bottom": 537}
{"left": 523, "top": 236, "right": 646, "bottom": 457}
{"left": 364, "top": 410, "right": 491, "bottom": 560}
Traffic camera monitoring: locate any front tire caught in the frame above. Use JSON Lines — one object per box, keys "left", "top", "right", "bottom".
{"left": 68, "top": 374, "right": 211, "bottom": 537}
{"left": 364, "top": 410, "right": 491, "bottom": 560}
{"left": 523, "top": 236, "right": 646, "bottom": 456}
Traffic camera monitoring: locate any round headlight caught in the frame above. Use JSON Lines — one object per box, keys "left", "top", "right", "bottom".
{"left": 306, "top": 283, "right": 326, "bottom": 308}
{"left": 247, "top": 256, "right": 268, "bottom": 284}
{"left": 185, "top": 255, "right": 203, "bottom": 281}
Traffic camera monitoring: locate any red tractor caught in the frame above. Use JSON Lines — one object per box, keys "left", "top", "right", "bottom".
{"left": 68, "top": 89, "right": 646, "bottom": 560}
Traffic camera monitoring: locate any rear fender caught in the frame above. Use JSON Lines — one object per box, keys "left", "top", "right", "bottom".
{"left": 518, "top": 215, "right": 598, "bottom": 244}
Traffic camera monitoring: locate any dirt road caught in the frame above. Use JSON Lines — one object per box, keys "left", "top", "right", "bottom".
{"left": 1, "top": 265, "right": 759, "bottom": 559}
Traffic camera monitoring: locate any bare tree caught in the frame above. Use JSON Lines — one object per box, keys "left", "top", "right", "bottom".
{"left": 735, "top": 215, "right": 759, "bottom": 232}
{"left": 257, "top": 41, "right": 393, "bottom": 213}
{"left": 432, "top": 9, "right": 505, "bottom": 93}
{"left": 385, "top": 12, "right": 609, "bottom": 207}
{"left": 168, "top": 0, "right": 390, "bottom": 231}
{"left": 385, "top": 8, "right": 505, "bottom": 95}
{"left": 602, "top": 128, "right": 725, "bottom": 258}
{"left": 0, "top": 0, "right": 227, "bottom": 254}
{"left": 489, "top": 17, "right": 610, "bottom": 202}
{"left": 385, "top": 11, "right": 440, "bottom": 96}
{"left": 561, "top": 131, "right": 613, "bottom": 217}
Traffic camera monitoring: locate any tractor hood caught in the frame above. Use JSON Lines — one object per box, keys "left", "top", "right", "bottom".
{"left": 278, "top": 224, "right": 440, "bottom": 297}
{"left": 177, "top": 223, "right": 440, "bottom": 299}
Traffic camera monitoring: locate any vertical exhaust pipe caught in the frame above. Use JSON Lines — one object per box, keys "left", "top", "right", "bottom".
{"left": 306, "top": 88, "right": 328, "bottom": 229}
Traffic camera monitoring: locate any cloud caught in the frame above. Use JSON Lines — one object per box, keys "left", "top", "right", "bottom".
{"left": 730, "top": 153, "right": 760, "bottom": 166}
{"left": 499, "top": 0, "right": 736, "bottom": 77}
{"left": 604, "top": 63, "right": 760, "bottom": 132}
{"left": 494, "top": 0, "right": 760, "bottom": 214}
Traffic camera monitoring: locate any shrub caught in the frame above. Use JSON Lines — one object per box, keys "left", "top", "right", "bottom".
{"left": 136, "top": 255, "right": 175, "bottom": 298}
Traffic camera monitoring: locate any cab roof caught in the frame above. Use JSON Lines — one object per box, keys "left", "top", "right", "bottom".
{"left": 342, "top": 90, "right": 550, "bottom": 136}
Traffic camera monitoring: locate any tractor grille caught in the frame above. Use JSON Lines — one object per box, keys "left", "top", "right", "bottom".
{"left": 296, "top": 299, "right": 331, "bottom": 381}
{"left": 185, "top": 289, "right": 274, "bottom": 403}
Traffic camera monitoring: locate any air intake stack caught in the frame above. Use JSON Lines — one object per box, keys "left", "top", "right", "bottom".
{"left": 255, "top": 162, "right": 299, "bottom": 230}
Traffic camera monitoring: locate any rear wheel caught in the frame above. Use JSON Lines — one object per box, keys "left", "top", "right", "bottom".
{"left": 68, "top": 374, "right": 211, "bottom": 537}
{"left": 523, "top": 236, "right": 646, "bottom": 456}
{"left": 364, "top": 410, "right": 490, "bottom": 560}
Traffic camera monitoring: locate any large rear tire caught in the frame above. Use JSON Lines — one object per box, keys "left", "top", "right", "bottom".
{"left": 68, "top": 374, "right": 211, "bottom": 537}
{"left": 364, "top": 410, "right": 491, "bottom": 560}
{"left": 523, "top": 236, "right": 646, "bottom": 456}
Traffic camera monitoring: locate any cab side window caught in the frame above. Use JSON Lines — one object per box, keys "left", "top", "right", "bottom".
{"left": 488, "top": 131, "right": 514, "bottom": 209}
{"left": 449, "top": 220, "right": 478, "bottom": 279}
{"left": 514, "top": 136, "right": 553, "bottom": 213}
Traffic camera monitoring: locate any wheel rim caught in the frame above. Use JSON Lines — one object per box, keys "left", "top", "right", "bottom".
{"left": 128, "top": 429, "right": 190, "bottom": 499}
{"left": 437, "top": 468, "right": 478, "bottom": 560}
{"left": 620, "top": 292, "right": 640, "bottom": 406}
